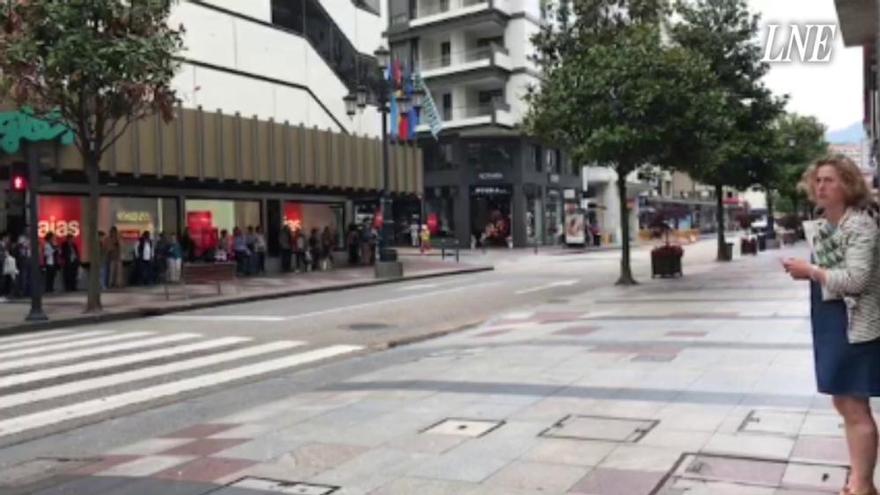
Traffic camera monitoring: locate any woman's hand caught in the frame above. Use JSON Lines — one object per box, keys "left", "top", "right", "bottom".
{"left": 783, "top": 258, "right": 816, "bottom": 281}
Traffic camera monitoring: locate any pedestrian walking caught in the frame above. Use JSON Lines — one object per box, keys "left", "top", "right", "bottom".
{"left": 43, "top": 232, "right": 58, "bottom": 293}
{"left": 783, "top": 156, "right": 880, "bottom": 495}
{"left": 347, "top": 224, "right": 360, "bottom": 265}
{"left": 180, "top": 227, "right": 196, "bottom": 262}
{"left": 233, "top": 227, "right": 251, "bottom": 275}
{"left": 420, "top": 224, "right": 431, "bottom": 254}
{"left": 14, "top": 231, "right": 30, "bottom": 298}
{"left": 308, "top": 228, "right": 320, "bottom": 272}
{"left": 279, "top": 223, "right": 293, "bottom": 273}
{"left": 60, "top": 233, "right": 80, "bottom": 291}
{"left": 294, "top": 228, "right": 307, "bottom": 272}
{"left": 321, "top": 226, "right": 334, "bottom": 271}
{"left": 410, "top": 222, "right": 420, "bottom": 248}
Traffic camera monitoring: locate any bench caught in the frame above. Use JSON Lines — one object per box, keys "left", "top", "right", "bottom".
{"left": 170, "top": 262, "right": 238, "bottom": 300}
{"left": 435, "top": 238, "right": 460, "bottom": 262}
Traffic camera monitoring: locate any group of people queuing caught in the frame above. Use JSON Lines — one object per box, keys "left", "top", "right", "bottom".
{"left": 345, "top": 222, "right": 380, "bottom": 265}
{"left": 101, "top": 228, "right": 183, "bottom": 288}
{"left": 186, "top": 225, "right": 268, "bottom": 277}
{"left": 0, "top": 230, "right": 80, "bottom": 298}
{"left": 278, "top": 224, "right": 336, "bottom": 273}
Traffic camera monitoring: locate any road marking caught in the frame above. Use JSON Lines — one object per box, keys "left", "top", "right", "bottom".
{"left": 0, "top": 340, "right": 305, "bottom": 409}
{"left": 501, "top": 311, "right": 536, "bottom": 320}
{"left": 282, "top": 282, "right": 503, "bottom": 320}
{"left": 394, "top": 283, "right": 440, "bottom": 292}
{"left": 515, "top": 279, "right": 579, "bottom": 295}
{"left": 158, "top": 315, "right": 287, "bottom": 322}
{"left": 0, "top": 331, "right": 153, "bottom": 360}
{"left": 0, "top": 330, "right": 73, "bottom": 345}
{"left": 0, "top": 344, "right": 363, "bottom": 437}
{"left": 0, "top": 336, "right": 251, "bottom": 389}
{"left": 0, "top": 333, "right": 201, "bottom": 372}
{"left": 0, "top": 330, "right": 111, "bottom": 352}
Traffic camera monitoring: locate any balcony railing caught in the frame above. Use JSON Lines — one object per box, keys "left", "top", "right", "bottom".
{"left": 419, "top": 45, "right": 508, "bottom": 71}
{"left": 416, "top": 0, "right": 488, "bottom": 18}
{"left": 441, "top": 101, "right": 511, "bottom": 121}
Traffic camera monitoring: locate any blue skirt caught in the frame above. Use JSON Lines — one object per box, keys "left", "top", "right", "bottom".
{"left": 811, "top": 281, "right": 880, "bottom": 396}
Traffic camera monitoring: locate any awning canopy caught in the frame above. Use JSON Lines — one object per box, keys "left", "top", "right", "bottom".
{"left": 835, "top": 0, "right": 879, "bottom": 47}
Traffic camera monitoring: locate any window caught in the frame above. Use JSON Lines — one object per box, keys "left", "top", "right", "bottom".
{"left": 389, "top": 0, "right": 410, "bottom": 25}
{"left": 353, "top": 0, "right": 380, "bottom": 15}
{"left": 306, "top": 1, "right": 332, "bottom": 62}
{"left": 425, "top": 142, "right": 456, "bottom": 171}
{"left": 272, "top": 0, "right": 304, "bottom": 34}
{"left": 442, "top": 93, "right": 452, "bottom": 121}
{"left": 532, "top": 144, "right": 543, "bottom": 173}
{"left": 466, "top": 142, "right": 514, "bottom": 171}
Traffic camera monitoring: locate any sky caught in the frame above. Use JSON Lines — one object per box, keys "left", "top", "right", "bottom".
{"left": 747, "top": 0, "right": 864, "bottom": 133}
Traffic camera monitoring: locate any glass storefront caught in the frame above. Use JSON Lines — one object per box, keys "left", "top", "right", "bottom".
{"left": 184, "top": 199, "right": 261, "bottom": 258}
{"left": 545, "top": 189, "right": 563, "bottom": 245}
{"left": 471, "top": 185, "right": 512, "bottom": 247}
{"left": 283, "top": 201, "right": 343, "bottom": 240}
{"left": 39, "top": 194, "right": 179, "bottom": 262}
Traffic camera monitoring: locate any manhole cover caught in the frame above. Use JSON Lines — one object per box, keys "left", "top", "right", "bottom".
{"left": 540, "top": 415, "right": 658, "bottom": 443}
{"left": 652, "top": 453, "right": 849, "bottom": 494}
{"left": 738, "top": 409, "right": 805, "bottom": 437}
{"left": 421, "top": 418, "right": 504, "bottom": 438}
{"left": 346, "top": 323, "right": 392, "bottom": 331}
{"left": 223, "top": 477, "right": 338, "bottom": 494}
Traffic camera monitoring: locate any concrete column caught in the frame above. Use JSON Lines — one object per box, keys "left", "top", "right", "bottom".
{"left": 512, "top": 184, "right": 527, "bottom": 247}
{"left": 454, "top": 186, "right": 471, "bottom": 248}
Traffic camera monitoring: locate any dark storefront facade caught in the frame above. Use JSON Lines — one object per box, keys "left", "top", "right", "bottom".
{"left": 422, "top": 136, "right": 582, "bottom": 248}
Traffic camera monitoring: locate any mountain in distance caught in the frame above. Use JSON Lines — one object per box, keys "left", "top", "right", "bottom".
{"left": 826, "top": 121, "right": 866, "bottom": 144}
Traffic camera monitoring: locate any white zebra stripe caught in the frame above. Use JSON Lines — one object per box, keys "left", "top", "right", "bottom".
{"left": 0, "top": 345, "right": 363, "bottom": 437}
{"left": 0, "top": 333, "right": 200, "bottom": 372}
{"left": 0, "top": 329, "right": 73, "bottom": 345}
{"left": 0, "top": 332, "right": 153, "bottom": 360}
{"left": 0, "top": 336, "right": 251, "bottom": 388}
{"left": 0, "top": 330, "right": 111, "bottom": 352}
{"left": 0, "top": 340, "right": 305, "bottom": 409}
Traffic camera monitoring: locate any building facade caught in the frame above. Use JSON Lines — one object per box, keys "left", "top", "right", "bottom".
{"left": 387, "top": 0, "right": 583, "bottom": 248}
{"left": 0, "top": 0, "right": 423, "bottom": 268}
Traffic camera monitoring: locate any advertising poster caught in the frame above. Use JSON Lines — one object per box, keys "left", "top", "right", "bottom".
{"left": 38, "top": 195, "right": 84, "bottom": 255}
{"left": 186, "top": 211, "right": 216, "bottom": 257}
{"left": 283, "top": 202, "right": 303, "bottom": 232}
{"left": 565, "top": 208, "right": 586, "bottom": 246}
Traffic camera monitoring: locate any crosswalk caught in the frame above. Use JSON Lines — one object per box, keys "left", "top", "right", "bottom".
{"left": 0, "top": 328, "right": 363, "bottom": 442}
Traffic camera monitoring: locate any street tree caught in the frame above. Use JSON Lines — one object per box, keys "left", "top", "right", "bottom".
{"left": 769, "top": 113, "right": 828, "bottom": 218}
{"left": 670, "top": 0, "right": 786, "bottom": 260}
{"left": 0, "top": 0, "right": 184, "bottom": 312}
{"left": 526, "top": 0, "right": 724, "bottom": 285}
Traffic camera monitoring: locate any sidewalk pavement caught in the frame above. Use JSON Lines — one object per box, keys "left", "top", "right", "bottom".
{"left": 34, "top": 241, "right": 851, "bottom": 494}
{"left": 0, "top": 257, "right": 491, "bottom": 336}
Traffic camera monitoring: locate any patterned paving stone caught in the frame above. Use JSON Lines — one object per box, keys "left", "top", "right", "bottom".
{"left": 161, "top": 439, "right": 250, "bottom": 457}
{"left": 68, "top": 455, "right": 140, "bottom": 476}
{"left": 481, "top": 460, "right": 588, "bottom": 493}
{"left": 568, "top": 467, "right": 665, "bottom": 495}
{"left": 154, "top": 457, "right": 256, "bottom": 484}
{"left": 790, "top": 436, "right": 849, "bottom": 464}
{"left": 98, "top": 455, "right": 195, "bottom": 478}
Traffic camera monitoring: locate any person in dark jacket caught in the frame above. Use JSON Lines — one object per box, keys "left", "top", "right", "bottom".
{"left": 60, "top": 233, "right": 80, "bottom": 291}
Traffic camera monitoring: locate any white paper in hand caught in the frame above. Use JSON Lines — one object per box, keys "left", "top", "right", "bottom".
{"left": 802, "top": 220, "right": 821, "bottom": 258}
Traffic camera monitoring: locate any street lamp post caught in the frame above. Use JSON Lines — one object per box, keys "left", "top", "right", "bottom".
{"left": 344, "top": 46, "right": 424, "bottom": 273}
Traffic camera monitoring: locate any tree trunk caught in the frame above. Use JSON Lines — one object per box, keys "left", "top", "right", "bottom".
{"left": 766, "top": 188, "right": 775, "bottom": 239}
{"left": 85, "top": 156, "right": 102, "bottom": 312}
{"left": 616, "top": 174, "right": 637, "bottom": 285}
{"left": 715, "top": 183, "right": 727, "bottom": 261}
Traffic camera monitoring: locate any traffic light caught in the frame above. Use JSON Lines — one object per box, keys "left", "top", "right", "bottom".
{"left": 10, "top": 162, "right": 27, "bottom": 192}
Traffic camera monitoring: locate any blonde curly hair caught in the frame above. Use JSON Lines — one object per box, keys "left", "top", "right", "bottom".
{"left": 798, "top": 154, "right": 869, "bottom": 207}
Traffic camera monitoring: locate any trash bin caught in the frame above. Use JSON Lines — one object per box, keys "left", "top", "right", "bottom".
{"left": 757, "top": 233, "right": 766, "bottom": 251}
{"left": 720, "top": 242, "right": 734, "bottom": 261}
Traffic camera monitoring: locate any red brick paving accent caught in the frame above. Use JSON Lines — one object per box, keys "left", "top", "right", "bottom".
{"left": 569, "top": 468, "right": 665, "bottom": 495}
{"left": 160, "top": 423, "right": 240, "bottom": 439}
{"left": 153, "top": 457, "right": 256, "bottom": 483}
{"left": 554, "top": 326, "right": 599, "bottom": 336}
{"left": 665, "top": 331, "right": 708, "bottom": 338}
{"left": 791, "top": 436, "right": 849, "bottom": 465}
{"left": 159, "top": 438, "right": 249, "bottom": 457}
{"left": 679, "top": 455, "right": 786, "bottom": 486}
{"left": 68, "top": 455, "right": 140, "bottom": 476}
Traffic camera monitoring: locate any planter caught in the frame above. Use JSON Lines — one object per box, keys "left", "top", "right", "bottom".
{"left": 651, "top": 245, "right": 684, "bottom": 278}
{"left": 741, "top": 238, "right": 758, "bottom": 256}
{"left": 719, "top": 242, "right": 734, "bottom": 262}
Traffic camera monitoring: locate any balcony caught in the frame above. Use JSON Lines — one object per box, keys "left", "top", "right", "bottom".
{"left": 419, "top": 45, "right": 512, "bottom": 82}
{"left": 418, "top": 100, "right": 514, "bottom": 133}
{"left": 834, "top": 0, "right": 879, "bottom": 46}
{"left": 388, "top": 0, "right": 510, "bottom": 41}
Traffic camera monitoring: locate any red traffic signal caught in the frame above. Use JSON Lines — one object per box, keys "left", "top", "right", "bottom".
{"left": 11, "top": 174, "right": 26, "bottom": 192}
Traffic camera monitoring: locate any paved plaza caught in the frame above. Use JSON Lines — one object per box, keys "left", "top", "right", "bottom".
{"left": 1, "top": 242, "right": 860, "bottom": 494}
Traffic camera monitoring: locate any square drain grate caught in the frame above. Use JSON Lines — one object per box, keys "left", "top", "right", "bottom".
{"left": 540, "top": 415, "right": 658, "bottom": 443}
{"left": 222, "top": 477, "right": 338, "bottom": 495}
{"left": 421, "top": 418, "right": 505, "bottom": 438}
{"left": 651, "top": 453, "right": 849, "bottom": 494}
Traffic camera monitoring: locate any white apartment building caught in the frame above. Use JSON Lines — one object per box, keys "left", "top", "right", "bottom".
{"left": 387, "top": 0, "right": 584, "bottom": 247}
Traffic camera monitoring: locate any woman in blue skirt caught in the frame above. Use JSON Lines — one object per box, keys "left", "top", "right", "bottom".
{"left": 784, "top": 155, "right": 880, "bottom": 495}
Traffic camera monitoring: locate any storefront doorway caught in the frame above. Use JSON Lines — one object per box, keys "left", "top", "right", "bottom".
{"left": 471, "top": 185, "right": 512, "bottom": 248}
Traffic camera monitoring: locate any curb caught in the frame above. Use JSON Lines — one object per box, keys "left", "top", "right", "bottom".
{"left": 0, "top": 265, "right": 494, "bottom": 337}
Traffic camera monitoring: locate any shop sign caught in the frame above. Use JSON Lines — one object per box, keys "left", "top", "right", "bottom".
{"left": 478, "top": 172, "right": 504, "bottom": 181}
{"left": 283, "top": 202, "right": 303, "bottom": 232}
{"left": 38, "top": 195, "right": 83, "bottom": 254}
{"left": 115, "top": 210, "right": 154, "bottom": 242}
{"left": 549, "top": 173, "right": 560, "bottom": 184}
{"left": 472, "top": 186, "right": 511, "bottom": 196}
{"left": 564, "top": 189, "right": 576, "bottom": 200}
